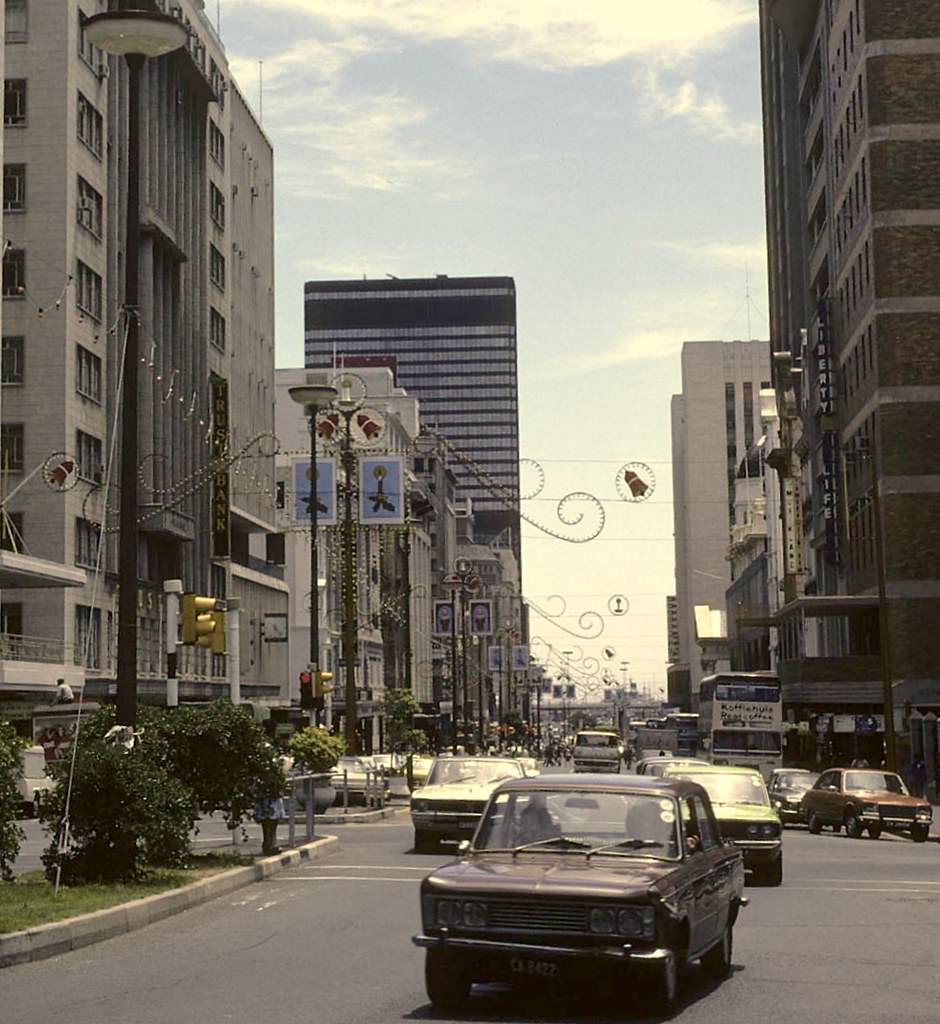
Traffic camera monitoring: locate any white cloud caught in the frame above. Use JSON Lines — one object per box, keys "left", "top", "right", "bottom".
{"left": 224, "top": 1, "right": 758, "bottom": 71}
{"left": 635, "top": 67, "right": 760, "bottom": 142}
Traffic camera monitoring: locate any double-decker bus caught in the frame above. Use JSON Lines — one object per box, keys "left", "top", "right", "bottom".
{"left": 698, "top": 672, "right": 782, "bottom": 779}
{"left": 665, "top": 712, "right": 700, "bottom": 756}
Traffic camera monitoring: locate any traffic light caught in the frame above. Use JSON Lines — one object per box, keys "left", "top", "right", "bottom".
{"left": 181, "top": 594, "right": 226, "bottom": 653}
{"left": 315, "top": 670, "right": 334, "bottom": 699}
{"left": 299, "top": 670, "right": 314, "bottom": 710}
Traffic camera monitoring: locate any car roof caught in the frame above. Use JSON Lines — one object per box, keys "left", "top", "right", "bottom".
{"left": 773, "top": 767, "right": 815, "bottom": 774}
{"left": 432, "top": 755, "right": 519, "bottom": 764}
{"left": 662, "top": 764, "right": 762, "bottom": 777}
{"left": 491, "top": 774, "right": 710, "bottom": 799}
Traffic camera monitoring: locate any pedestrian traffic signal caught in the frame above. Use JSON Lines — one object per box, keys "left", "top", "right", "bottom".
{"left": 181, "top": 594, "right": 226, "bottom": 652}
{"left": 315, "top": 670, "right": 334, "bottom": 698}
{"left": 299, "top": 670, "right": 314, "bottom": 710}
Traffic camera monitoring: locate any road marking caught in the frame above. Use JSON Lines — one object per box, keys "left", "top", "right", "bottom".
{"left": 304, "top": 864, "right": 429, "bottom": 871}
{"left": 792, "top": 877, "right": 940, "bottom": 886}
{"left": 784, "top": 886, "right": 940, "bottom": 894}
{"left": 274, "top": 872, "right": 417, "bottom": 880}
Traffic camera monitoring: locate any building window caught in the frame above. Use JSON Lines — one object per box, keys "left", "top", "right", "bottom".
{"left": 210, "top": 307, "right": 226, "bottom": 351}
{"left": 0, "top": 511, "right": 23, "bottom": 552}
{"left": 74, "top": 604, "right": 101, "bottom": 668}
{"left": 209, "top": 244, "right": 225, "bottom": 290}
{"left": 78, "top": 9, "right": 105, "bottom": 71}
{"left": 2, "top": 248, "right": 26, "bottom": 297}
{"left": 5, "top": 0, "right": 28, "bottom": 42}
{"left": 209, "top": 60, "right": 225, "bottom": 109}
{"left": 209, "top": 120, "right": 225, "bottom": 168}
{"left": 77, "top": 91, "right": 103, "bottom": 157}
{"left": 2, "top": 336, "right": 24, "bottom": 384}
{"left": 0, "top": 423, "right": 25, "bottom": 472}
{"left": 75, "top": 517, "right": 101, "bottom": 568}
{"left": 743, "top": 382, "right": 754, "bottom": 449}
{"left": 1, "top": 601, "right": 23, "bottom": 636}
{"left": 76, "top": 260, "right": 102, "bottom": 320}
{"left": 76, "top": 429, "right": 102, "bottom": 483}
{"left": 3, "top": 163, "right": 26, "bottom": 211}
{"left": 4, "top": 79, "right": 27, "bottom": 126}
{"left": 209, "top": 181, "right": 225, "bottom": 229}
{"left": 76, "top": 344, "right": 101, "bottom": 402}
{"left": 77, "top": 176, "right": 103, "bottom": 237}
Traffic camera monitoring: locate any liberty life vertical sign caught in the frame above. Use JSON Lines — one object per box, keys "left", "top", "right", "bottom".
{"left": 211, "top": 379, "right": 230, "bottom": 558}
{"left": 816, "top": 302, "right": 839, "bottom": 565}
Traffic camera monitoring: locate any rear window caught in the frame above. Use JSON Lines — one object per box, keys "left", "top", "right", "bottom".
{"left": 576, "top": 733, "right": 620, "bottom": 748}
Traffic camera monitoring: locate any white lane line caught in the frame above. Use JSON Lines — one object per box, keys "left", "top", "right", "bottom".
{"left": 783, "top": 886, "right": 940, "bottom": 894}
{"left": 303, "top": 864, "right": 429, "bottom": 871}
{"left": 791, "top": 877, "right": 940, "bottom": 886}
{"left": 277, "top": 875, "right": 420, "bottom": 883}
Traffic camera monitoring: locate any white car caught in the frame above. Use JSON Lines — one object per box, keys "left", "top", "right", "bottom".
{"left": 331, "top": 755, "right": 389, "bottom": 805}
{"left": 516, "top": 756, "right": 540, "bottom": 777}
{"left": 411, "top": 756, "right": 525, "bottom": 852}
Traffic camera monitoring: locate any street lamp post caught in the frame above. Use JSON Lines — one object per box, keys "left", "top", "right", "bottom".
{"left": 335, "top": 387, "right": 361, "bottom": 754}
{"left": 289, "top": 380, "right": 339, "bottom": 726}
{"left": 84, "top": 6, "right": 187, "bottom": 727}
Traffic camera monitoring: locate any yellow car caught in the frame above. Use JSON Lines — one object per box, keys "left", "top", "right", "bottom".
{"left": 409, "top": 754, "right": 434, "bottom": 789}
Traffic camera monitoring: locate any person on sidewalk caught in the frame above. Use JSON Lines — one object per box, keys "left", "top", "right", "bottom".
{"left": 254, "top": 789, "right": 286, "bottom": 855}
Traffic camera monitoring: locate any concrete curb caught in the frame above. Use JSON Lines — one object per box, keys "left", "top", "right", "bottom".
{"left": 0, "top": 834, "right": 339, "bottom": 970}
{"left": 317, "top": 804, "right": 408, "bottom": 825}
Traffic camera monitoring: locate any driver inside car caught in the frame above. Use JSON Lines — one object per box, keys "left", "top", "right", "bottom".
{"left": 513, "top": 793, "right": 561, "bottom": 846}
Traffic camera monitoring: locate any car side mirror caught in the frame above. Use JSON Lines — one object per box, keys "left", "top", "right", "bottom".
{"left": 456, "top": 839, "right": 470, "bottom": 859}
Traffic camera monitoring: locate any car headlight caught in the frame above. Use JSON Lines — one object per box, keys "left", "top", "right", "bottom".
{"left": 589, "top": 907, "right": 617, "bottom": 934}
{"left": 761, "top": 823, "right": 779, "bottom": 837}
{"left": 436, "top": 900, "right": 463, "bottom": 927}
{"left": 746, "top": 823, "right": 760, "bottom": 837}
{"left": 862, "top": 803, "right": 879, "bottom": 814}
{"left": 411, "top": 800, "right": 429, "bottom": 813}
{"left": 773, "top": 799, "right": 784, "bottom": 808}
{"left": 617, "top": 906, "right": 656, "bottom": 940}
{"left": 916, "top": 810, "right": 932, "bottom": 821}
{"left": 463, "top": 902, "right": 487, "bottom": 928}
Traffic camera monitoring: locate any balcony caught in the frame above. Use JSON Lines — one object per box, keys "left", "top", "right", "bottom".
{"left": 138, "top": 503, "right": 196, "bottom": 542}
{"left": 0, "top": 634, "right": 85, "bottom": 693}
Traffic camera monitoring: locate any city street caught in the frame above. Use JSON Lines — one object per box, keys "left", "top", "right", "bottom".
{"left": 3, "top": 810, "right": 939, "bottom": 1023}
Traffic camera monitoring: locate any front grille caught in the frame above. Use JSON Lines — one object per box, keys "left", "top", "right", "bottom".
{"left": 486, "top": 899, "right": 589, "bottom": 934}
{"left": 430, "top": 800, "right": 484, "bottom": 814}
{"left": 879, "top": 804, "right": 915, "bottom": 820}
{"left": 719, "top": 819, "right": 762, "bottom": 840}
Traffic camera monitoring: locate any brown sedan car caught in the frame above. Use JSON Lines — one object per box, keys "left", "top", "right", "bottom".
{"left": 801, "top": 767, "right": 933, "bottom": 841}
{"left": 414, "top": 775, "right": 746, "bottom": 1015}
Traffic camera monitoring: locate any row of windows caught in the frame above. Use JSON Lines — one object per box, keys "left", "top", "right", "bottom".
{"left": 307, "top": 325, "right": 514, "bottom": 338}
{"left": 833, "top": 69, "right": 865, "bottom": 184}
{"left": 843, "top": 321, "right": 875, "bottom": 403}
{"left": 838, "top": 236, "right": 871, "bottom": 330}
{"left": 307, "top": 288, "right": 513, "bottom": 301}
{"left": 0, "top": 423, "right": 102, "bottom": 479}
{"left": 834, "top": 157, "right": 868, "bottom": 260}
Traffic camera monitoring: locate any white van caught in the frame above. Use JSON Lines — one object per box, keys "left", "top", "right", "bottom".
{"left": 16, "top": 744, "right": 51, "bottom": 817}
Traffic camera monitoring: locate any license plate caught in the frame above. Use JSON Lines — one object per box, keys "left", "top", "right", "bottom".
{"left": 510, "top": 957, "right": 558, "bottom": 978}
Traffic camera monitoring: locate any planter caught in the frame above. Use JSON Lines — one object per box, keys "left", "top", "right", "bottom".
{"left": 291, "top": 773, "right": 336, "bottom": 813}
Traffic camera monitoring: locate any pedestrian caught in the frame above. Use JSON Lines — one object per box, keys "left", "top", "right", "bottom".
{"left": 909, "top": 758, "right": 927, "bottom": 798}
{"left": 254, "top": 787, "right": 286, "bottom": 856}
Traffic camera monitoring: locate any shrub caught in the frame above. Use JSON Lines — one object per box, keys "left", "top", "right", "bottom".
{"left": 39, "top": 707, "right": 195, "bottom": 884}
{"left": 141, "top": 702, "right": 285, "bottom": 829}
{"left": 289, "top": 727, "right": 345, "bottom": 774}
{"left": 0, "top": 720, "right": 26, "bottom": 880}
{"left": 384, "top": 687, "right": 422, "bottom": 750}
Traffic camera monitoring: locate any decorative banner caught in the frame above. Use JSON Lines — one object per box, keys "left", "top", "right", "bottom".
{"left": 468, "top": 600, "right": 493, "bottom": 636}
{"left": 211, "top": 378, "right": 230, "bottom": 558}
{"left": 604, "top": 688, "right": 614, "bottom": 702}
{"left": 43, "top": 452, "right": 80, "bottom": 491}
{"left": 510, "top": 644, "right": 529, "bottom": 672}
{"left": 782, "top": 478, "right": 805, "bottom": 575}
{"left": 488, "top": 646, "right": 505, "bottom": 672}
{"left": 359, "top": 455, "right": 405, "bottom": 524}
{"left": 553, "top": 685, "right": 563, "bottom": 699}
{"left": 433, "top": 599, "right": 455, "bottom": 637}
{"left": 293, "top": 458, "right": 337, "bottom": 526}
{"left": 541, "top": 679, "right": 552, "bottom": 694}
{"left": 608, "top": 594, "right": 629, "bottom": 616}
{"left": 566, "top": 684, "right": 576, "bottom": 699}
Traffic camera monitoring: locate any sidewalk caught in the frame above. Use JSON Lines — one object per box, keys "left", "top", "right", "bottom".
{"left": 1, "top": 833, "right": 339, "bottom": 969}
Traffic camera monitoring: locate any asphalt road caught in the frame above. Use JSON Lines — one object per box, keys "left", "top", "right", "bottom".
{"left": 4, "top": 805, "right": 940, "bottom": 1024}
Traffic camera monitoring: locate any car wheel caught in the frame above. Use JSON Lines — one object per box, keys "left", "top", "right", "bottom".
{"left": 701, "top": 923, "right": 733, "bottom": 979}
{"left": 646, "top": 954, "right": 679, "bottom": 1013}
{"left": 911, "top": 824, "right": 929, "bottom": 844}
{"left": 867, "top": 824, "right": 882, "bottom": 840}
{"left": 425, "top": 950, "right": 471, "bottom": 1011}
{"left": 763, "top": 855, "right": 783, "bottom": 887}
{"left": 845, "top": 811, "right": 864, "bottom": 839}
{"left": 807, "top": 811, "right": 822, "bottom": 835}
{"left": 413, "top": 830, "right": 435, "bottom": 854}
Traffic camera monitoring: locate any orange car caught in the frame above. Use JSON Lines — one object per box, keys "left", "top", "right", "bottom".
{"left": 801, "top": 767, "right": 932, "bottom": 841}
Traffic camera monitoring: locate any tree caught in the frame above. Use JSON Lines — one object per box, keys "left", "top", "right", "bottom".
{"left": 383, "top": 687, "right": 422, "bottom": 750}
{"left": 0, "top": 720, "right": 26, "bottom": 880}
{"left": 289, "top": 727, "right": 345, "bottom": 773}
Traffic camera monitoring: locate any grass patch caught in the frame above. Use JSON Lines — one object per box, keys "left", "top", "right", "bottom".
{"left": 0, "top": 851, "right": 254, "bottom": 935}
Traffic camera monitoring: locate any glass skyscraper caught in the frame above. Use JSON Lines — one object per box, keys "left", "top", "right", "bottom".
{"left": 304, "top": 276, "right": 520, "bottom": 559}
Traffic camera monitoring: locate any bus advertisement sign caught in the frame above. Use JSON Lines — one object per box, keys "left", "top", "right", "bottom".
{"left": 716, "top": 701, "right": 778, "bottom": 730}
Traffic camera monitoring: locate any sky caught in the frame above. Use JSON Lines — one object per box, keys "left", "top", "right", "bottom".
{"left": 218, "top": 0, "right": 771, "bottom": 698}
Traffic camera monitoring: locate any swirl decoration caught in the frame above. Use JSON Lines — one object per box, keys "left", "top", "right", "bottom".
{"left": 526, "top": 596, "right": 605, "bottom": 641}
{"left": 519, "top": 458, "right": 546, "bottom": 500}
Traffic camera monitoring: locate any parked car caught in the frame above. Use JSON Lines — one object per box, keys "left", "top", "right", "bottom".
{"left": 16, "top": 744, "right": 52, "bottom": 818}
{"left": 660, "top": 764, "right": 783, "bottom": 886}
{"left": 410, "top": 756, "right": 525, "bottom": 852}
{"left": 330, "top": 755, "right": 389, "bottom": 805}
{"left": 413, "top": 775, "right": 746, "bottom": 1014}
{"left": 408, "top": 754, "right": 435, "bottom": 790}
{"left": 768, "top": 768, "right": 819, "bottom": 824}
{"left": 801, "top": 767, "right": 932, "bottom": 841}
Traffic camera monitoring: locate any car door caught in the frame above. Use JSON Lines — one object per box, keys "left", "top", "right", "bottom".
{"left": 678, "top": 796, "right": 714, "bottom": 956}
{"left": 812, "top": 770, "right": 841, "bottom": 824}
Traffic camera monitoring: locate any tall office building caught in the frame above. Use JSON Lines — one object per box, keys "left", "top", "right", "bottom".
{"left": 760, "top": 1, "right": 940, "bottom": 768}
{"left": 669, "top": 341, "right": 771, "bottom": 711}
{"left": 0, "top": 1, "right": 285, "bottom": 722}
{"left": 304, "top": 275, "right": 521, "bottom": 562}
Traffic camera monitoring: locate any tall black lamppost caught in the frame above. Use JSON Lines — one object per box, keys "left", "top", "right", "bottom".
{"left": 289, "top": 380, "right": 338, "bottom": 725}
{"left": 85, "top": 7, "right": 187, "bottom": 727}
{"left": 444, "top": 557, "right": 479, "bottom": 752}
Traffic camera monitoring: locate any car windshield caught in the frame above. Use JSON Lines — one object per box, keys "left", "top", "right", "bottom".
{"left": 576, "top": 734, "right": 620, "bottom": 748}
{"left": 677, "top": 772, "right": 770, "bottom": 807}
{"left": 845, "top": 771, "right": 907, "bottom": 794}
{"left": 474, "top": 790, "right": 680, "bottom": 860}
{"left": 426, "top": 759, "right": 522, "bottom": 787}
{"left": 775, "top": 773, "right": 818, "bottom": 792}
{"left": 336, "top": 757, "right": 371, "bottom": 771}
